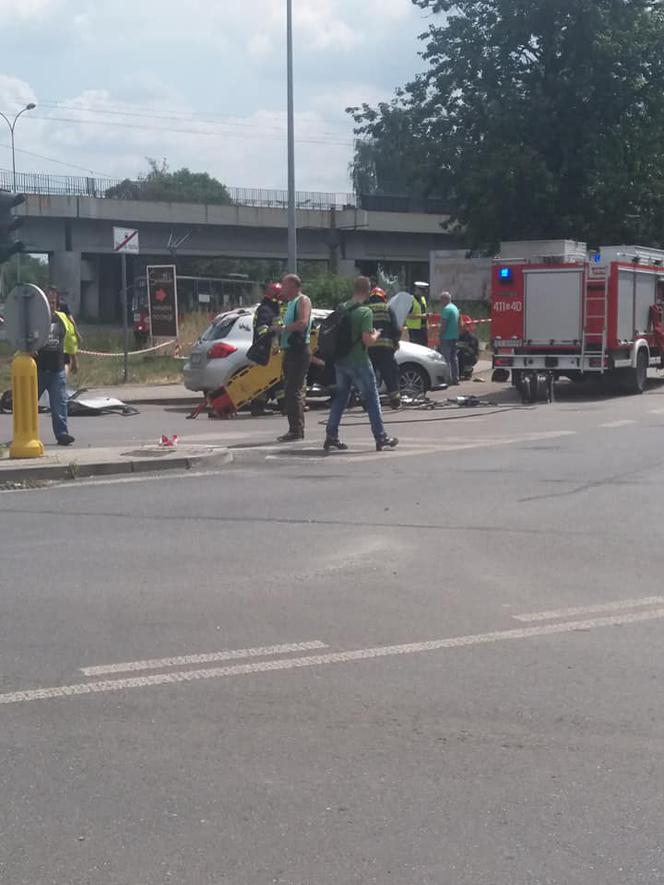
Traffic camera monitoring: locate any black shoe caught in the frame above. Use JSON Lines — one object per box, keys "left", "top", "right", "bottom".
{"left": 277, "top": 431, "right": 304, "bottom": 442}
{"left": 376, "top": 436, "right": 399, "bottom": 451}
{"left": 323, "top": 436, "right": 348, "bottom": 451}
{"left": 57, "top": 434, "right": 75, "bottom": 446}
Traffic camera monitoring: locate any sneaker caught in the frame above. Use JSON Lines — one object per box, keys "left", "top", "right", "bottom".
{"left": 57, "top": 434, "right": 75, "bottom": 446}
{"left": 323, "top": 437, "right": 348, "bottom": 451}
{"left": 376, "top": 436, "right": 399, "bottom": 452}
{"left": 277, "top": 431, "right": 304, "bottom": 442}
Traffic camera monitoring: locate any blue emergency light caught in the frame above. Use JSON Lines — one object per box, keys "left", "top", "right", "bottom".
{"left": 498, "top": 267, "right": 513, "bottom": 282}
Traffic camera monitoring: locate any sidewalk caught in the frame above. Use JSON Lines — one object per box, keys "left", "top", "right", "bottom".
{"left": 0, "top": 442, "right": 231, "bottom": 486}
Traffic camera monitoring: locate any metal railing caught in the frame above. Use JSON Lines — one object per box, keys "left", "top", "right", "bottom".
{"left": 0, "top": 169, "right": 358, "bottom": 209}
{"left": 0, "top": 168, "right": 446, "bottom": 214}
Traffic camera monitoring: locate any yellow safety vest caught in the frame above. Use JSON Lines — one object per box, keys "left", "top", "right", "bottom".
{"left": 406, "top": 294, "right": 427, "bottom": 330}
{"left": 55, "top": 311, "right": 78, "bottom": 355}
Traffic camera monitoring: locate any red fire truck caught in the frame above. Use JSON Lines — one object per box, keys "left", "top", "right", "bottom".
{"left": 491, "top": 240, "right": 664, "bottom": 399}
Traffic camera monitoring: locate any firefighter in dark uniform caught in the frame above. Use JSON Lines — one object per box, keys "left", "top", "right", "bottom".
{"left": 367, "top": 286, "right": 402, "bottom": 409}
{"left": 249, "top": 282, "right": 283, "bottom": 415}
{"left": 406, "top": 281, "right": 429, "bottom": 346}
{"left": 253, "top": 283, "right": 282, "bottom": 351}
{"left": 457, "top": 314, "right": 480, "bottom": 380}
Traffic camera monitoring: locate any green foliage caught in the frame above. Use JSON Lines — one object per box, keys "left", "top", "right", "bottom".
{"left": 350, "top": 0, "right": 664, "bottom": 249}
{"left": 0, "top": 254, "right": 49, "bottom": 297}
{"left": 106, "top": 158, "right": 233, "bottom": 205}
{"left": 302, "top": 274, "right": 353, "bottom": 308}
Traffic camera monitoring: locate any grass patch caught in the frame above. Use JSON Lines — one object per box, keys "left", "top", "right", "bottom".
{"left": 0, "top": 314, "right": 215, "bottom": 391}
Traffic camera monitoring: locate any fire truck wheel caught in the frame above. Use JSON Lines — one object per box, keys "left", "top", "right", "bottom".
{"left": 622, "top": 349, "right": 649, "bottom": 394}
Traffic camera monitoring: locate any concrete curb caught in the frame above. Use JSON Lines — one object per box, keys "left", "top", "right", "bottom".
{"left": 0, "top": 446, "right": 232, "bottom": 484}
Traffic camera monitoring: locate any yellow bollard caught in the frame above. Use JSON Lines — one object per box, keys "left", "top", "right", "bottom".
{"left": 9, "top": 352, "right": 44, "bottom": 459}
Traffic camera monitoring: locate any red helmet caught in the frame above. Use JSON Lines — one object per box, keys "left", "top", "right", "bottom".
{"left": 460, "top": 314, "right": 475, "bottom": 333}
{"left": 265, "top": 282, "right": 283, "bottom": 301}
{"left": 371, "top": 287, "right": 387, "bottom": 301}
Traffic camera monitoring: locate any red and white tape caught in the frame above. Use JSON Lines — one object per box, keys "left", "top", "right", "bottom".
{"left": 79, "top": 339, "right": 177, "bottom": 358}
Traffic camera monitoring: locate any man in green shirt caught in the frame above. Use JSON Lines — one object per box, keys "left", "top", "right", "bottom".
{"left": 324, "top": 276, "right": 398, "bottom": 452}
{"left": 438, "top": 290, "right": 460, "bottom": 385}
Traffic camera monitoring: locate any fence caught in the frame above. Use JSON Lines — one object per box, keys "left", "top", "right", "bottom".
{"left": 0, "top": 168, "right": 447, "bottom": 214}
{"left": 0, "top": 169, "right": 357, "bottom": 209}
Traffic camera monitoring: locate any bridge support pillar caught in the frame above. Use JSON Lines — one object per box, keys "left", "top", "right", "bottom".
{"left": 49, "top": 251, "right": 82, "bottom": 313}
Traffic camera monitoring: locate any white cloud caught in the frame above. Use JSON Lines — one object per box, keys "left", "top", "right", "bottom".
{"left": 0, "top": 74, "right": 37, "bottom": 108}
{"left": 0, "top": 0, "right": 57, "bottom": 19}
{"left": 1, "top": 0, "right": 424, "bottom": 189}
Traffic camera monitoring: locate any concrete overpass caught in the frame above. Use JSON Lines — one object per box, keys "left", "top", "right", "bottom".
{"left": 15, "top": 188, "right": 458, "bottom": 321}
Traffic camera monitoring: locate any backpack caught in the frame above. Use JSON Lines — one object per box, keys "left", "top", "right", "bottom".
{"left": 317, "top": 303, "right": 361, "bottom": 361}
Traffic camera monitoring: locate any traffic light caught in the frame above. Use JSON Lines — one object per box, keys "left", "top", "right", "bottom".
{"left": 0, "top": 191, "right": 25, "bottom": 265}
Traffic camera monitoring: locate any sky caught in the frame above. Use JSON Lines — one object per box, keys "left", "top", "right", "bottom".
{"left": 0, "top": 0, "right": 432, "bottom": 194}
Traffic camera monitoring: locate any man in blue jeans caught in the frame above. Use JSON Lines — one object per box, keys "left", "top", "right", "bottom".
{"left": 324, "top": 276, "right": 398, "bottom": 453}
{"left": 438, "top": 290, "right": 460, "bottom": 385}
{"left": 36, "top": 288, "right": 74, "bottom": 446}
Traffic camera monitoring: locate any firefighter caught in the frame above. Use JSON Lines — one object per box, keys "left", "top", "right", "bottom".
{"left": 367, "top": 286, "right": 402, "bottom": 408}
{"left": 406, "top": 281, "right": 429, "bottom": 346}
{"left": 248, "top": 282, "right": 283, "bottom": 415}
{"left": 252, "top": 282, "right": 282, "bottom": 357}
{"left": 457, "top": 314, "right": 480, "bottom": 380}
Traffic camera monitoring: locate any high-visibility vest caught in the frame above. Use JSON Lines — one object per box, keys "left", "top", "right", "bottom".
{"left": 55, "top": 311, "right": 78, "bottom": 355}
{"left": 406, "top": 293, "right": 427, "bottom": 330}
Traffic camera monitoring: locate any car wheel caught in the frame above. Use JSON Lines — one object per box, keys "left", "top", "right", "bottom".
{"left": 399, "top": 363, "right": 428, "bottom": 396}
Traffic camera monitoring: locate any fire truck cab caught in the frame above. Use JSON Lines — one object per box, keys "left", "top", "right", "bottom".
{"left": 491, "top": 240, "right": 664, "bottom": 396}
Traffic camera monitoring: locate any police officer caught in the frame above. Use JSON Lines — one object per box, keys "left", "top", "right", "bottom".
{"left": 367, "top": 287, "right": 402, "bottom": 409}
{"left": 406, "top": 281, "right": 429, "bottom": 346}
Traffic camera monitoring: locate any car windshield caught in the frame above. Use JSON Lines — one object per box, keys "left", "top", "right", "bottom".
{"left": 200, "top": 315, "right": 239, "bottom": 342}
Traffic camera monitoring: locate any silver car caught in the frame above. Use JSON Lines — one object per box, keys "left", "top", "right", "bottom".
{"left": 183, "top": 306, "right": 450, "bottom": 396}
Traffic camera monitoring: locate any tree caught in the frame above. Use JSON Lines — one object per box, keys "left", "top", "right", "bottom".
{"left": 0, "top": 254, "right": 49, "bottom": 298}
{"left": 106, "top": 159, "right": 233, "bottom": 205}
{"left": 349, "top": 0, "right": 664, "bottom": 249}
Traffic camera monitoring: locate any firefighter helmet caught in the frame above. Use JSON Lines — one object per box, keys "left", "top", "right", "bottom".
{"left": 371, "top": 286, "right": 387, "bottom": 301}
{"left": 264, "top": 282, "right": 283, "bottom": 300}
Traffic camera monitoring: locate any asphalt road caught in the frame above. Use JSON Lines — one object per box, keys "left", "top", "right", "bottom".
{"left": 1, "top": 379, "right": 664, "bottom": 884}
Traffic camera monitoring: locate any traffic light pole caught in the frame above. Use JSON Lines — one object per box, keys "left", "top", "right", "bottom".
{"left": 286, "top": 0, "right": 297, "bottom": 273}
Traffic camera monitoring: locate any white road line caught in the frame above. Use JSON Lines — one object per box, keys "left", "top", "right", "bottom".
{"left": 3, "top": 608, "right": 664, "bottom": 706}
{"left": 648, "top": 408, "right": 664, "bottom": 415}
{"left": 513, "top": 596, "right": 664, "bottom": 623}
{"left": 599, "top": 420, "right": 637, "bottom": 428}
{"left": 81, "top": 640, "right": 329, "bottom": 676}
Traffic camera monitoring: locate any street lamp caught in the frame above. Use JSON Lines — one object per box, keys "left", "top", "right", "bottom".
{"left": 286, "top": 0, "right": 297, "bottom": 272}
{"left": 0, "top": 102, "right": 37, "bottom": 192}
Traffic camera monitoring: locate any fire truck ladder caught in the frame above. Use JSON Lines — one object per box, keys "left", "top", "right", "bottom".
{"left": 581, "top": 272, "right": 609, "bottom": 374}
